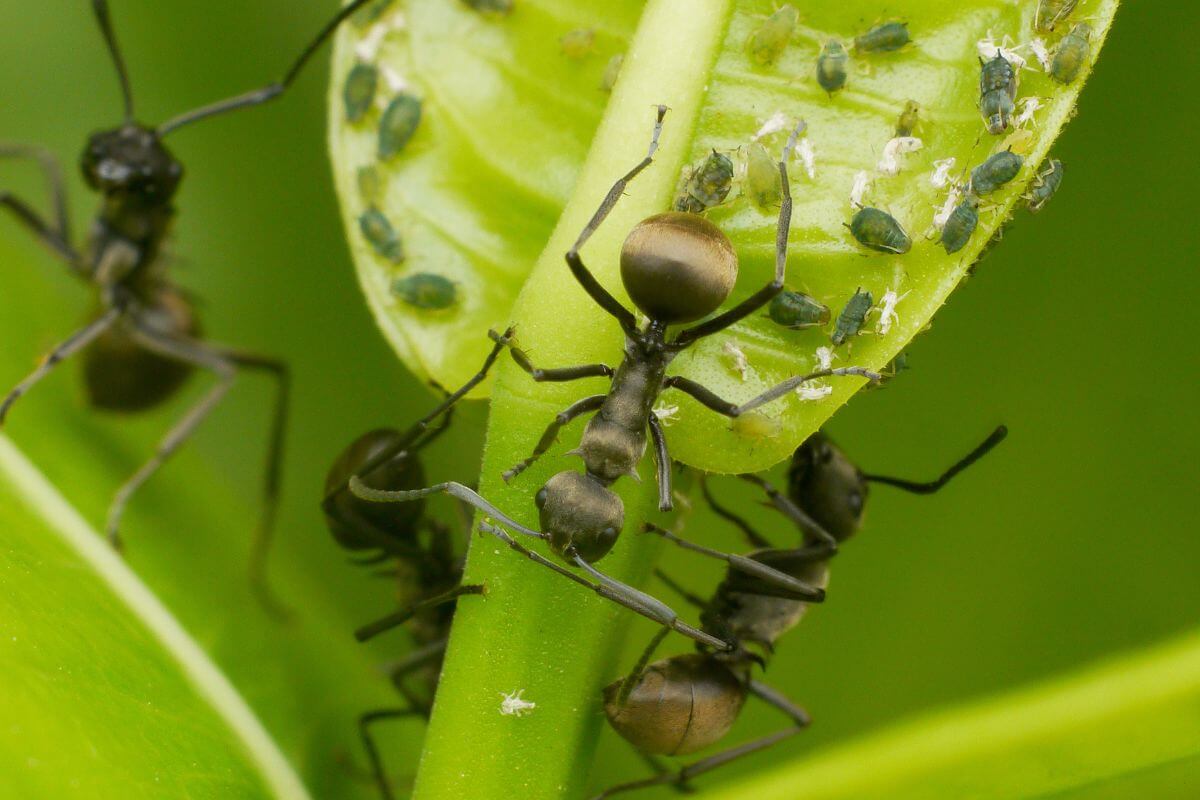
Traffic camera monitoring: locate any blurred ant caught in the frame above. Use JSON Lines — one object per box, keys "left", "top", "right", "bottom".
{"left": 0, "top": 0, "right": 375, "bottom": 610}
{"left": 591, "top": 426, "right": 1007, "bottom": 798}
{"left": 349, "top": 106, "right": 878, "bottom": 651}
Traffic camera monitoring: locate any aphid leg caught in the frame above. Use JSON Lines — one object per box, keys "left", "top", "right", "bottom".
{"left": 653, "top": 570, "right": 708, "bottom": 610}
{"left": 358, "top": 708, "right": 423, "bottom": 800}
{"left": 641, "top": 523, "right": 825, "bottom": 602}
{"left": 699, "top": 474, "right": 773, "bottom": 548}
{"left": 862, "top": 425, "right": 1007, "bottom": 493}
{"left": 0, "top": 309, "right": 121, "bottom": 426}
{"left": 671, "top": 119, "right": 806, "bottom": 347}
{"left": 489, "top": 328, "right": 615, "bottom": 383}
{"left": 0, "top": 143, "right": 79, "bottom": 265}
{"left": 614, "top": 628, "right": 670, "bottom": 707}
{"left": 564, "top": 106, "right": 668, "bottom": 336}
{"left": 662, "top": 367, "right": 880, "bottom": 420}
{"left": 355, "top": 584, "right": 485, "bottom": 642}
{"left": 740, "top": 474, "right": 838, "bottom": 555}
{"left": 155, "top": 0, "right": 380, "bottom": 135}
{"left": 646, "top": 414, "right": 673, "bottom": 512}
{"left": 502, "top": 395, "right": 606, "bottom": 482}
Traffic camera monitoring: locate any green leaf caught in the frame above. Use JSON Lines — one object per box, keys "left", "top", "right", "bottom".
{"left": 703, "top": 630, "right": 1200, "bottom": 800}
{"left": 0, "top": 436, "right": 303, "bottom": 799}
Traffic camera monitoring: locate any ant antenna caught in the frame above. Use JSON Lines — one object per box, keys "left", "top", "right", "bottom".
{"left": 862, "top": 425, "right": 1008, "bottom": 495}
{"left": 156, "top": 0, "right": 376, "bottom": 136}
{"left": 92, "top": 0, "right": 135, "bottom": 122}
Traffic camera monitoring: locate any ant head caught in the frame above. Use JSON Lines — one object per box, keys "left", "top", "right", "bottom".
{"left": 323, "top": 429, "right": 427, "bottom": 552}
{"left": 788, "top": 432, "right": 867, "bottom": 542}
{"left": 81, "top": 126, "right": 183, "bottom": 202}
{"left": 535, "top": 471, "right": 622, "bottom": 563}
{"left": 620, "top": 212, "right": 738, "bottom": 324}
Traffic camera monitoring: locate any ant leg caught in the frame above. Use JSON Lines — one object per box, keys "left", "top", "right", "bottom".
{"left": 358, "top": 708, "right": 423, "bottom": 800}
{"left": 671, "top": 120, "right": 806, "bottom": 348}
{"left": 663, "top": 367, "right": 880, "bottom": 419}
{"left": 383, "top": 638, "right": 450, "bottom": 717}
{"left": 0, "top": 309, "right": 120, "bottom": 426}
{"left": 862, "top": 425, "right": 1008, "bottom": 493}
{"left": 699, "top": 474, "right": 772, "bottom": 548}
{"left": 0, "top": 143, "right": 79, "bottom": 265}
{"left": 613, "top": 627, "right": 670, "bottom": 706}
{"left": 646, "top": 415, "right": 673, "bottom": 512}
{"left": 739, "top": 474, "right": 838, "bottom": 554}
{"left": 355, "top": 584, "right": 484, "bottom": 642}
{"left": 641, "top": 523, "right": 824, "bottom": 602}
{"left": 155, "top": 0, "right": 379, "bottom": 135}
{"left": 490, "top": 329, "right": 614, "bottom": 383}
{"left": 503, "top": 394, "right": 606, "bottom": 482}
{"left": 564, "top": 106, "right": 668, "bottom": 336}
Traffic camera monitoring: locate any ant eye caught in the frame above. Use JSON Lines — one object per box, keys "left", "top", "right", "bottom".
{"left": 847, "top": 490, "right": 863, "bottom": 517}
{"left": 534, "top": 487, "right": 548, "bottom": 508}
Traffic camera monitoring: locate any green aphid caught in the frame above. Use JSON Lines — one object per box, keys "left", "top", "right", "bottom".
{"left": 359, "top": 206, "right": 404, "bottom": 263}
{"left": 873, "top": 350, "right": 910, "bottom": 387}
{"left": 743, "top": 142, "right": 781, "bottom": 210}
{"left": 1027, "top": 158, "right": 1064, "bottom": 213}
{"left": 940, "top": 196, "right": 979, "bottom": 255}
{"left": 769, "top": 290, "right": 830, "bottom": 329}
{"left": 816, "top": 40, "right": 849, "bottom": 93}
{"left": 674, "top": 151, "right": 734, "bottom": 213}
{"left": 832, "top": 288, "right": 874, "bottom": 345}
{"left": 343, "top": 63, "right": 378, "bottom": 124}
{"left": 352, "top": 0, "right": 394, "bottom": 28}
{"left": 461, "top": 0, "right": 513, "bottom": 15}
{"left": 970, "top": 150, "right": 1024, "bottom": 195}
{"left": 357, "top": 165, "right": 381, "bottom": 204}
{"left": 378, "top": 93, "right": 422, "bottom": 160}
{"left": 848, "top": 207, "right": 911, "bottom": 254}
{"left": 747, "top": 5, "right": 799, "bottom": 66}
{"left": 1050, "top": 23, "right": 1091, "bottom": 84}
{"left": 1036, "top": 0, "right": 1078, "bottom": 33}
{"left": 979, "top": 53, "right": 1018, "bottom": 135}
{"left": 393, "top": 273, "right": 457, "bottom": 310}
{"left": 854, "top": 22, "right": 909, "bottom": 53}
{"left": 895, "top": 99, "right": 920, "bottom": 136}
{"left": 600, "top": 53, "right": 624, "bottom": 92}
{"left": 560, "top": 28, "right": 595, "bottom": 59}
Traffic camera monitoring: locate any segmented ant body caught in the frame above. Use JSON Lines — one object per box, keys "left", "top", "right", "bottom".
{"left": 349, "top": 107, "right": 878, "bottom": 651}
{"left": 592, "top": 426, "right": 1007, "bottom": 799}
{"left": 0, "top": 0, "right": 374, "bottom": 606}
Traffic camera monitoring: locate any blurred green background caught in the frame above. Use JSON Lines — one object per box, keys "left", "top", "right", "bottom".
{"left": 0, "top": 1, "right": 1195, "bottom": 798}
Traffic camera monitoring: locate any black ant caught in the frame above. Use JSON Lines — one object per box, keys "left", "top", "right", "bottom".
{"left": 321, "top": 334, "right": 512, "bottom": 800}
{"left": 0, "top": 0, "right": 375, "bottom": 608}
{"left": 591, "top": 426, "right": 1007, "bottom": 799}
{"left": 347, "top": 106, "right": 878, "bottom": 651}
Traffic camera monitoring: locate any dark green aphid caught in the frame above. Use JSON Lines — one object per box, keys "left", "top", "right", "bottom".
{"left": 600, "top": 53, "right": 624, "bottom": 92}
{"left": 816, "top": 40, "right": 849, "bottom": 93}
{"left": 359, "top": 206, "right": 404, "bottom": 263}
{"left": 1027, "top": 158, "right": 1064, "bottom": 212}
{"left": 357, "top": 165, "right": 381, "bottom": 204}
{"left": 674, "top": 151, "right": 734, "bottom": 213}
{"left": 747, "top": 5, "right": 799, "bottom": 66}
{"left": 343, "top": 63, "right": 378, "bottom": 124}
{"left": 854, "top": 22, "right": 909, "bottom": 53}
{"left": 832, "top": 288, "right": 874, "bottom": 345}
{"left": 848, "top": 207, "right": 911, "bottom": 254}
{"left": 393, "top": 273, "right": 457, "bottom": 310}
{"left": 461, "top": 0, "right": 513, "bottom": 15}
{"left": 743, "top": 142, "right": 781, "bottom": 209}
{"left": 895, "top": 100, "right": 920, "bottom": 136}
{"left": 560, "top": 28, "right": 595, "bottom": 59}
{"left": 940, "top": 196, "right": 979, "bottom": 254}
{"left": 1036, "top": 0, "right": 1078, "bottom": 32}
{"left": 769, "top": 290, "right": 831, "bottom": 330}
{"left": 970, "top": 150, "right": 1023, "bottom": 195}
{"left": 1050, "top": 23, "right": 1091, "bottom": 84}
{"left": 352, "top": 0, "right": 394, "bottom": 27}
{"left": 979, "top": 53, "right": 1017, "bottom": 135}
{"left": 378, "top": 93, "right": 422, "bottom": 159}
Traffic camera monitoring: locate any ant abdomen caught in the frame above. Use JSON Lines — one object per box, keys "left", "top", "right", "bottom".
{"left": 324, "top": 428, "right": 428, "bottom": 552}
{"left": 603, "top": 653, "right": 748, "bottom": 756}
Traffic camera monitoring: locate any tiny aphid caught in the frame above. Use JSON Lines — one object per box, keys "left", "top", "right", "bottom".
{"left": 796, "top": 382, "right": 832, "bottom": 401}
{"left": 601, "top": 53, "right": 624, "bottom": 92}
{"left": 970, "top": 150, "right": 1023, "bottom": 195}
{"left": 895, "top": 100, "right": 920, "bottom": 137}
{"left": 832, "top": 288, "right": 874, "bottom": 345}
{"left": 796, "top": 137, "right": 816, "bottom": 179}
{"left": 1036, "top": 0, "right": 1079, "bottom": 33}
{"left": 359, "top": 207, "right": 404, "bottom": 263}
{"left": 1027, "top": 158, "right": 1064, "bottom": 213}
{"left": 722, "top": 341, "right": 751, "bottom": 381}
{"left": 976, "top": 34, "right": 1028, "bottom": 71}
{"left": 499, "top": 689, "right": 537, "bottom": 717}
{"left": 393, "top": 273, "right": 457, "bottom": 309}
{"left": 461, "top": 0, "right": 513, "bottom": 15}
{"left": 874, "top": 289, "right": 907, "bottom": 335}
{"left": 675, "top": 151, "right": 734, "bottom": 213}
{"left": 1050, "top": 23, "right": 1091, "bottom": 84}
{"left": 849, "top": 170, "right": 871, "bottom": 208}
{"left": 876, "top": 136, "right": 923, "bottom": 176}
{"left": 814, "top": 345, "right": 834, "bottom": 370}
{"left": 848, "top": 207, "right": 911, "bottom": 254}
{"left": 1029, "top": 37, "right": 1053, "bottom": 71}
{"left": 769, "top": 290, "right": 831, "bottom": 330}
{"left": 940, "top": 196, "right": 979, "bottom": 254}
{"left": 357, "top": 165, "right": 381, "bottom": 204}
{"left": 378, "top": 93, "right": 422, "bottom": 159}
{"left": 753, "top": 111, "right": 790, "bottom": 141}
{"left": 1014, "top": 96, "right": 1044, "bottom": 128}
{"left": 816, "top": 40, "right": 849, "bottom": 93}
{"left": 930, "top": 157, "right": 957, "bottom": 189}
{"left": 560, "top": 28, "right": 595, "bottom": 59}
{"left": 979, "top": 53, "right": 1018, "bottom": 135}
{"left": 343, "top": 63, "right": 378, "bottom": 123}
{"left": 747, "top": 4, "right": 799, "bottom": 66}
{"left": 855, "top": 21, "right": 910, "bottom": 53}
{"left": 743, "top": 142, "right": 782, "bottom": 209}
